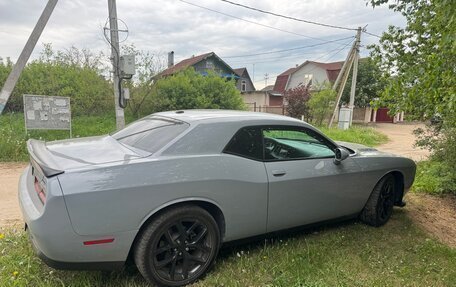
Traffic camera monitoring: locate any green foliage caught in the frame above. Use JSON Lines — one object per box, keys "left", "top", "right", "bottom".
{"left": 413, "top": 160, "right": 456, "bottom": 195}
{"left": 369, "top": 0, "right": 456, "bottom": 194}
{"left": 319, "top": 125, "right": 388, "bottom": 147}
{"left": 341, "top": 57, "right": 385, "bottom": 107}
{"left": 308, "top": 86, "right": 336, "bottom": 126}
{"left": 0, "top": 44, "right": 113, "bottom": 116}
{"left": 368, "top": 0, "right": 455, "bottom": 121}
{"left": 1, "top": 210, "right": 455, "bottom": 286}
{"left": 153, "top": 68, "right": 245, "bottom": 111}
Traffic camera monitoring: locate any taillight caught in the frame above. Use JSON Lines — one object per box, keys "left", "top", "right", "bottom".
{"left": 34, "top": 177, "right": 46, "bottom": 204}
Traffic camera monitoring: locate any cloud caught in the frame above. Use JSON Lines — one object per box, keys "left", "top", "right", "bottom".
{"left": 0, "top": 0, "right": 404, "bottom": 88}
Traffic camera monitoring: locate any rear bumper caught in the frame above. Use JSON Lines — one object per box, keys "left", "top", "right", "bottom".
{"left": 26, "top": 226, "right": 123, "bottom": 270}
{"left": 18, "top": 165, "right": 133, "bottom": 270}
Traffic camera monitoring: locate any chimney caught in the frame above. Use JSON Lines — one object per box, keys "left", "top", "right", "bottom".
{"left": 167, "top": 51, "right": 174, "bottom": 68}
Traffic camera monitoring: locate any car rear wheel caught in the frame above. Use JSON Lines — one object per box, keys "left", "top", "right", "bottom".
{"left": 134, "top": 205, "right": 220, "bottom": 287}
{"left": 360, "top": 174, "right": 396, "bottom": 227}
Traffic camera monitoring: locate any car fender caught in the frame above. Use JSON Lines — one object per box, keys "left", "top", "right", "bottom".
{"left": 137, "top": 196, "right": 225, "bottom": 230}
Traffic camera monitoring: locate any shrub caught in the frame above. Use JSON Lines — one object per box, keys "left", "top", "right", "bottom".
{"left": 284, "top": 85, "right": 311, "bottom": 120}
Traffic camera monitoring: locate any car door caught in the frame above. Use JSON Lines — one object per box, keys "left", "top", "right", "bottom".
{"left": 263, "top": 126, "right": 364, "bottom": 232}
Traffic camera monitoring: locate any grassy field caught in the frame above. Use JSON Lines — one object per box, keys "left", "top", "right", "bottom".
{"left": 1, "top": 209, "right": 454, "bottom": 287}
{"left": 0, "top": 113, "right": 387, "bottom": 162}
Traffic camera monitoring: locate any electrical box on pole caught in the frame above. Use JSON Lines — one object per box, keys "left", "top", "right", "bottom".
{"left": 120, "top": 55, "right": 135, "bottom": 77}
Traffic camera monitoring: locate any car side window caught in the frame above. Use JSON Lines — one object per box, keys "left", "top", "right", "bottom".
{"left": 263, "top": 128, "right": 335, "bottom": 161}
{"left": 224, "top": 127, "right": 263, "bottom": 160}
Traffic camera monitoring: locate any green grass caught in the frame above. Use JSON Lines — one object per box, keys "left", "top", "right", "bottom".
{"left": 0, "top": 113, "right": 388, "bottom": 162}
{"left": 1, "top": 210, "right": 454, "bottom": 286}
{"left": 319, "top": 125, "right": 389, "bottom": 147}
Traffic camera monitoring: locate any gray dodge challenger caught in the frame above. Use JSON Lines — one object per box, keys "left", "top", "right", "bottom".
{"left": 19, "top": 110, "right": 416, "bottom": 286}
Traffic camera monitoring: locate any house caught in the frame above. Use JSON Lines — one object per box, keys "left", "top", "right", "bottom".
{"left": 156, "top": 51, "right": 248, "bottom": 92}
{"left": 233, "top": 68, "right": 255, "bottom": 93}
{"left": 274, "top": 60, "right": 344, "bottom": 93}
{"left": 273, "top": 59, "right": 405, "bottom": 123}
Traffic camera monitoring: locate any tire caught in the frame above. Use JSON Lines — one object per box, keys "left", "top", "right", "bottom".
{"left": 360, "top": 174, "right": 396, "bottom": 227}
{"left": 134, "top": 205, "right": 220, "bottom": 287}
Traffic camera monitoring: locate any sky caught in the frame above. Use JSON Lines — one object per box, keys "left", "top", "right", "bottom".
{"left": 0, "top": 0, "right": 405, "bottom": 89}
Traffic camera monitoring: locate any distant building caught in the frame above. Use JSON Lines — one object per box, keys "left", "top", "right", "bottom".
{"left": 273, "top": 60, "right": 344, "bottom": 94}
{"left": 156, "top": 52, "right": 253, "bottom": 93}
{"left": 233, "top": 68, "right": 255, "bottom": 93}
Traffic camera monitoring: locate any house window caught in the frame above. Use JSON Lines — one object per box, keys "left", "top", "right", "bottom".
{"left": 304, "top": 74, "right": 313, "bottom": 86}
{"left": 206, "top": 60, "right": 214, "bottom": 70}
{"left": 241, "top": 80, "right": 247, "bottom": 92}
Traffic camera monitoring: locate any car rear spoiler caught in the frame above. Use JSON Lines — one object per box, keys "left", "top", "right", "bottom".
{"left": 27, "top": 139, "right": 64, "bottom": 177}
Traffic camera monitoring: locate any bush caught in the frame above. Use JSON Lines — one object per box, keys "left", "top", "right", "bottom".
{"left": 308, "top": 88, "right": 336, "bottom": 126}
{"left": 153, "top": 68, "right": 245, "bottom": 111}
{"left": 284, "top": 85, "right": 311, "bottom": 120}
{"left": 0, "top": 46, "right": 113, "bottom": 116}
{"left": 413, "top": 160, "right": 456, "bottom": 195}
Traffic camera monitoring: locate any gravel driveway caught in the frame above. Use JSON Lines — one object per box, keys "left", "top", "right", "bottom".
{"left": 373, "top": 122, "right": 429, "bottom": 161}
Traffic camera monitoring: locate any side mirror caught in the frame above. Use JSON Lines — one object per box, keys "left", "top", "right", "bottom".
{"left": 334, "top": 147, "right": 350, "bottom": 165}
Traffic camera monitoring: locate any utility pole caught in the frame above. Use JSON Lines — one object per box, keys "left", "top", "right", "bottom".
{"left": 0, "top": 0, "right": 58, "bottom": 114}
{"left": 348, "top": 27, "right": 362, "bottom": 126}
{"left": 107, "top": 0, "right": 125, "bottom": 130}
{"left": 328, "top": 39, "right": 357, "bottom": 127}
{"left": 264, "top": 73, "right": 269, "bottom": 87}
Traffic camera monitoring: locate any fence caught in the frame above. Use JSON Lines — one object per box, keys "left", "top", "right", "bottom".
{"left": 245, "top": 103, "right": 287, "bottom": 116}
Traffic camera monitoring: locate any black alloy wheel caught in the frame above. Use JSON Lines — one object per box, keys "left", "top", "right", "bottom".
{"left": 376, "top": 176, "right": 395, "bottom": 222}
{"left": 360, "top": 174, "right": 397, "bottom": 227}
{"left": 153, "top": 219, "right": 213, "bottom": 282}
{"left": 134, "top": 205, "right": 220, "bottom": 287}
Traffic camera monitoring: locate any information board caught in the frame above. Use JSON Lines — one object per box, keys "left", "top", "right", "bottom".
{"left": 23, "top": 94, "right": 72, "bottom": 135}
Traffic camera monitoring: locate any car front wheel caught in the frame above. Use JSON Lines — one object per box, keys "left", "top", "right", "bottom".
{"left": 134, "top": 205, "right": 220, "bottom": 287}
{"left": 360, "top": 174, "right": 396, "bottom": 227}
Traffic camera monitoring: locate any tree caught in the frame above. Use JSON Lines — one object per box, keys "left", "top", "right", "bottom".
{"left": 368, "top": 0, "right": 455, "bottom": 121}
{"left": 341, "top": 57, "right": 385, "bottom": 107}
{"left": 153, "top": 68, "right": 245, "bottom": 111}
{"left": 1, "top": 44, "right": 113, "bottom": 116}
{"left": 284, "top": 85, "right": 311, "bottom": 120}
{"left": 369, "top": 0, "right": 456, "bottom": 193}
{"left": 308, "top": 86, "right": 336, "bottom": 126}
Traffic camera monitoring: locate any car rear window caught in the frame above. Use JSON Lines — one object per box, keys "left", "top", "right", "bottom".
{"left": 112, "top": 117, "right": 189, "bottom": 153}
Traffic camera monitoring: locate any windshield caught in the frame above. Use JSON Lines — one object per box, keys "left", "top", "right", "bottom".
{"left": 112, "top": 116, "right": 189, "bottom": 153}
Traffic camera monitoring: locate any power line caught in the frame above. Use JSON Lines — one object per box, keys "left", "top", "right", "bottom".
{"left": 223, "top": 36, "right": 354, "bottom": 59}
{"left": 220, "top": 0, "right": 357, "bottom": 31}
{"left": 363, "top": 30, "right": 381, "bottom": 38}
{"left": 252, "top": 39, "right": 354, "bottom": 84}
{"left": 179, "top": 0, "right": 352, "bottom": 43}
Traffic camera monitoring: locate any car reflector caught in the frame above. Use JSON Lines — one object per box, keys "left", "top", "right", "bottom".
{"left": 83, "top": 238, "right": 115, "bottom": 245}
{"left": 34, "top": 177, "right": 46, "bottom": 204}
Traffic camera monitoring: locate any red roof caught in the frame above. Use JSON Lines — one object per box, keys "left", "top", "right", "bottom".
{"left": 272, "top": 67, "right": 297, "bottom": 94}
{"left": 158, "top": 52, "right": 213, "bottom": 77}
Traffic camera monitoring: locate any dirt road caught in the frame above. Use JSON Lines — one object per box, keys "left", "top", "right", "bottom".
{"left": 373, "top": 123, "right": 429, "bottom": 161}
{"left": 0, "top": 162, "right": 26, "bottom": 227}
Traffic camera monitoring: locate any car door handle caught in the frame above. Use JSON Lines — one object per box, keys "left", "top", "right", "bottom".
{"left": 272, "top": 170, "right": 286, "bottom": 177}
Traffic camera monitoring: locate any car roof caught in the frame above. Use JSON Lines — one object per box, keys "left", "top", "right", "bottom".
{"left": 153, "top": 109, "right": 304, "bottom": 125}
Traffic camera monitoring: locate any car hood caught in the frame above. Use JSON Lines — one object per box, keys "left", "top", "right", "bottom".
{"left": 44, "top": 135, "right": 148, "bottom": 171}
{"left": 336, "top": 141, "right": 378, "bottom": 152}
